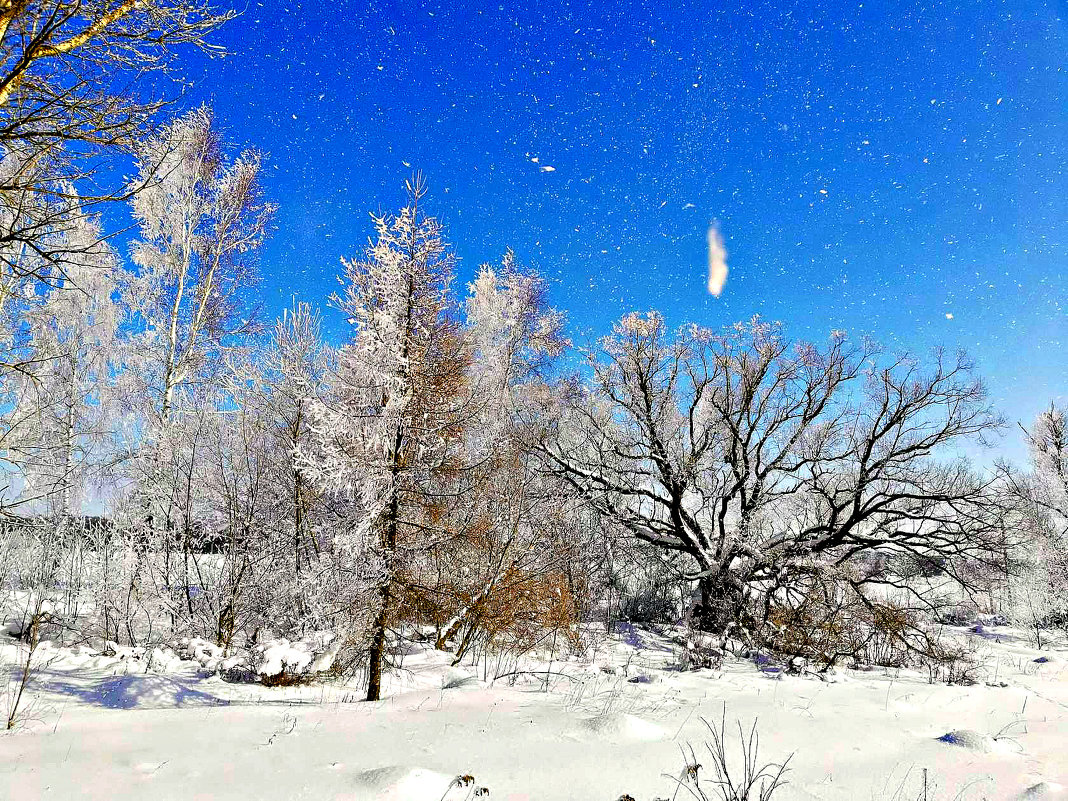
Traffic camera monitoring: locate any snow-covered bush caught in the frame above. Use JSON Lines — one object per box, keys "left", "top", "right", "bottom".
{"left": 251, "top": 632, "right": 340, "bottom": 686}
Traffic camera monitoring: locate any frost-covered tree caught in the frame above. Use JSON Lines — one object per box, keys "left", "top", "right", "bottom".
{"left": 193, "top": 372, "right": 278, "bottom": 648}
{"left": 94, "top": 106, "right": 274, "bottom": 642}
{"left": 1027, "top": 404, "right": 1068, "bottom": 534}
{"left": 300, "top": 178, "right": 469, "bottom": 700}
{"left": 1000, "top": 404, "right": 1068, "bottom": 645}
{"left": 0, "top": 155, "right": 110, "bottom": 399}
{"left": 187, "top": 301, "right": 335, "bottom": 644}
{"left": 539, "top": 313, "right": 1004, "bottom": 633}
{"left": 262, "top": 301, "right": 332, "bottom": 581}
{"left": 0, "top": 211, "right": 120, "bottom": 625}
{"left": 119, "top": 106, "right": 272, "bottom": 534}
{"left": 424, "top": 255, "right": 578, "bottom": 659}
{"left": 7, "top": 214, "right": 120, "bottom": 520}
{"left": 123, "top": 105, "right": 273, "bottom": 426}
{"left": 464, "top": 252, "right": 565, "bottom": 422}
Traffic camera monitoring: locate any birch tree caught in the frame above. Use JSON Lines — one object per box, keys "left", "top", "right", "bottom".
{"left": 110, "top": 105, "right": 271, "bottom": 630}
{"left": 125, "top": 105, "right": 272, "bottom": 423}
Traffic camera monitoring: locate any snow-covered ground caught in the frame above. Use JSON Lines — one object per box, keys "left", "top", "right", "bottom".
{"left": 1, "top": 623, "right": 1065, "bottom": 800}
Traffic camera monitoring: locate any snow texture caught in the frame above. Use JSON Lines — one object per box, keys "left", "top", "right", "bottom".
{"left": 1, "top": 621, "right": 1065, "bottom": 800}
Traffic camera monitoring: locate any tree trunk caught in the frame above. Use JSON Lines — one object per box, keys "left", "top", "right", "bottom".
{"left": 366, "top": 437, "right": 403, "bottom": 702}
{"left": 364, "top": 583, "right": 390, "bottom": 701}
{"left": 691, "top": 569, "right": 747, "bottom": 634}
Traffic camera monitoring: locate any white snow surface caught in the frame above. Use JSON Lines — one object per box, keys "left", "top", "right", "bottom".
{"left": 0, "top": 623, "right": 1065, "bottom": 800}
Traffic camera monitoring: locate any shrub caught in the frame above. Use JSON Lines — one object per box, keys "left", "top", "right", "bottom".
{"left": 917, "top": 636, "right": 984, "bottom": 686}
{"left": 761, "top": 581, "right": 918, "bottom": 669}
{"left": 619, "top": 575, "right": 682, "bottom": 624}
{"left": 258, "top": 664, "right": 314, "bottom": 687}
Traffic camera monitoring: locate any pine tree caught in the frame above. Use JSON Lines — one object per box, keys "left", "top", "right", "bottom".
{"left": 301, "top": 178, "right": 468, "bottom": 700}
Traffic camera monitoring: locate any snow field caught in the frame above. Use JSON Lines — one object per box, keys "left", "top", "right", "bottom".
{"left": 0, "top": 623, "right": 1065, "bottom": 800}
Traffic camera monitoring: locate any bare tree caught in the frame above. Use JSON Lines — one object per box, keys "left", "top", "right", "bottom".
{"left": 0, "top": 0, "right": 232, "bottom": 289}
{"left": 538, "top": 313, "right": 1004, "bottom": 633}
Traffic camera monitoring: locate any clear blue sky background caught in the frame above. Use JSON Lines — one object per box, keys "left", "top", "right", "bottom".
{"left": 162, "top": 0, "right": 1065, "bottom": 464}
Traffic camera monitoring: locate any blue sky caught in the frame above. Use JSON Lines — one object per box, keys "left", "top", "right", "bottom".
{"left": 166, "top": 0, "right": 1065, "bottom": 462}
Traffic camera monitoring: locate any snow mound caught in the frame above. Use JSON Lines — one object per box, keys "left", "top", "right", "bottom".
{"left": 442, "top": 666, "right": 480, "bottom": 689}
{"left": 254, "top": 639, "right": 313, "bottom": 677}
{"left": 573, "top": 711, "right": 667, "bottom": 741}
{"left": 147, "top": 646, "right": 183, "bottom": 672}
{"left": 627, "top": 672, "right": 659, "bottom": 684}
{"left": 1019, "top": 783, "right": 1063, "bottom": 799}
{"left": 353, "top": 766, "right": 477, "bottom": 800}
{"left": 176, "top": 637, "right": 225, "bottom": 665}
{"left": 818, "top": 666, "right": 851, "bottom": 683}
{"left": 936, "top": 730, "right": 996, "bottom": 752}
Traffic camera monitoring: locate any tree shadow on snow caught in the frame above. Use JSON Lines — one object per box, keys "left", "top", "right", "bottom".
{"left": 30, "top": 671, "right": 230, "bottom": 710}
{"left": 613, "top": 622, "right": 674, "bottom": 652}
